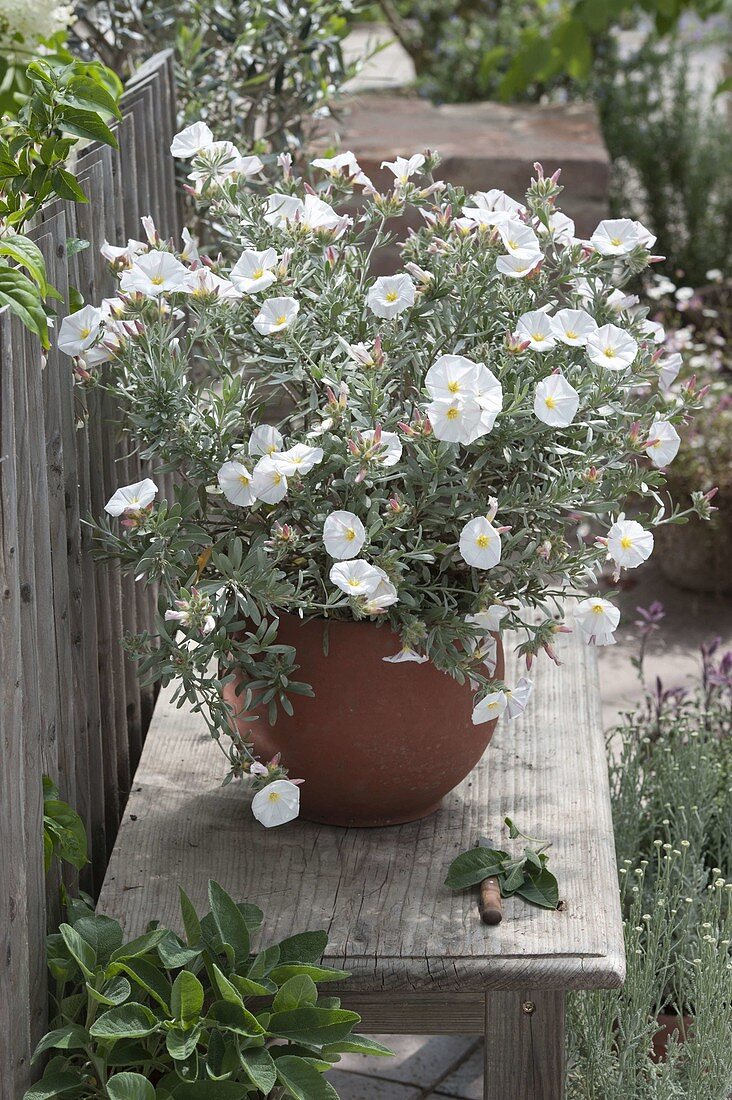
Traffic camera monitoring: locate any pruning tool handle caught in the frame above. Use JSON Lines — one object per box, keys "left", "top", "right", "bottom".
{"left": 479, "top": 876, "right": 503, "bottom": 925}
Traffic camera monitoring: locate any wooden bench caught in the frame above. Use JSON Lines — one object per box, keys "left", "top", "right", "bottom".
{"left": 98, "top": 627, "right": 625, "bottom": 1099}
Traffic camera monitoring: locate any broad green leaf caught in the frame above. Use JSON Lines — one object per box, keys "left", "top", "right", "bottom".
{"left": 269, "top": 964, "right": 348, "bottom": 985}
{"left": 444, "top": 848, "right": 507, "bottom": 890}
{"left": 268, "top": 1006, "right": 360, "bottom": 1047}
{"left": 23, "top": 1071, "right": 84, "bottom": 1099}
{"left": 86, "top": 975, "right": 131, "bottom": 1006}
{"left": 64, "top": 75, "right": 121, "bottom": 117}
{"left": 52, "top": 168, "right": 87, "bottom": 203}
{"left": 273, "top": 974, "right": 318, "bottom": 1012}
{"left": 212, "top": 963, "right": 245, "bottom": 1006}
{"left": 207, "top": 881, "right": 250, "bottom": 965}
{"left": 248, "top": 944, "right": 280, "bottom": 979}
{"left": 240, "top": 1046, "right": 277, "bottom": 1094}
{"left": 165, "top": 1083, "right": 248, "bottom": 1099}
{"left": 89, "top": 1002, "right": 158, "bottom": 1041}
{"left": 502, "top": 860, "right": 527, "bottom": 895}
{"left": 0, "top": 234, "right": 48, "bottom": 293}
{"left": 58, "top": 105, "right": 118, "bottom": 147}
{"left": 110, "top": 927, "right": 167, "bottom": 962}
{"left": 229, "top": 973, "right": 275, "bottom": 998}
{"left": 179, "top": 885, "right": 202, "bottom": 946}
{"left": 157, "top": 930, "right": 202, "bottom": 969}
{"left": 166, "top": 1025, "right": 201, "bottom": 1061}
{"left": 171, "top": 969, "right": 204, "bottom": 1023}
{"left": 110, "top": 957, "right": 171, "bottom": 1012}
{"left": 0, "top": 263, "right": 49, "bottom": 346}
{"left": 322, "top": 1036, "right": 394, "bottom": 1057}
{"left": 106, "top": 1072, "right": 155, "bottom": 1100}
{"left": 31, "top": 1024, "right": 88, "bottom": 1061}
{"left": 515, "top": 867, "right": 560, "bottom": 910}
{"left": 74, "top": 914, "right": 123, "bottom": 964}
{"left": 275, "top": 1055, "right": 339, "bottom": 1100}
{"left": 206, "top": 998, "right": 264, "bottom": 1036}
{"left": 275, "top": 931, "right": 328, "bottom": 965}
{"left": 59, "top": 923, "right": 96, "bottom": 977}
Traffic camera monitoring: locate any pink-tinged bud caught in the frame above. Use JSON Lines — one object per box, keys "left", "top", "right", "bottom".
{"left": 651, "top": 347, "right": 663, "bottom": 362}
{"left": 581, "top": 244, "right": 594, "bottom": 258}
{"left": 388, "top": 496, "right": 402, "bottom": 513}
{"left": 373, "top": 423, "right": 382, "bottom": 445}
{"left": 704, "top": 486, "right": 718, "bottom": 502}
{"left": 324, "top": 245, "right": 337, "bottom": 266}
{"left": 533, "top": 161, "right": 544, "bottom": 180}
{"left": 595, "top": 536, "right": 609, "bottom": 547}
{"left": 648, "top": 255, "right": 666, "bottom": 264}
{"left": 183, "top": 184, "right": 196, "bottom": 196}
{"left": 496, "top": 525, "right": 512, "bottom": 535}
{"left": 525, "top": 652, "right": 534, "bottom": 671}
{"left": 373, "top": 333, "right": 384, "bottom": 366}
{"left": 355, "top": 467, "right": 367, "bottom": 484}
{"left": 552, "top": 623, "right": 572, "bottom": 635}
{"left": 697, "top": 384, "right": 710, "bottom": 401}
{"left": 550, "top": 168, "right": 562, "bottom": 184}
{"left": 347, "top": 438, "right": 359, "bottom": 456}
{"left": 325, "top": 386, "right": 338, "bottom": 407}
{"left": 586, "top": 465, "right": 599, "bottom": 482}
{"left": 202, "top": 254, "right": 216, "bottom": 268}
{"left": 303, "top": 181, "right": 316, "bottom": 196}
{"left": 423, "top": 416, "right": 433, "bottom": 436}
{"left": 628, "top": 421, "right": 642, "bottom": 443}
{"left": 397, "top": 421, "right": 414, "bottom": 436}
{"left": 684, "top": 374, "right": 697, "bottom": 394}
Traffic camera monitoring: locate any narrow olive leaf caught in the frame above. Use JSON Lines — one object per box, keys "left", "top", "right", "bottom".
{"left": 514, "top": 867, "right": 560, "bottom": 910}
{"left": 178, "top": 884, "right": 202, "bottom": 946}
{"left": 444, "top": 848, "right": 507, "bottom": 890}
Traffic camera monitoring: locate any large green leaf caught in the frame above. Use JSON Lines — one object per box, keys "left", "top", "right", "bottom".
{"left": 23, "top": 1071, "right": 84, "bottom": 1099}
{"left": 0, "top": 263, "right": 49, "bottom": 346}
{"left": 106, "top": 1072, "right": 155, "bottom": 1100}
{"left": 166, "top": 1025, "right": 201, "bottom": 1061}
{"left": 73, "top": 914, "right": 123, "bottom": 965}
{"left": 207, "top": 881, "right": 250, "bottom": 966}
{"left": 0, "top": 233, "right": 48, "bottom": 293}
{"left": 57, "top": 105, "right": 118, "bottom": 148}
{"left": 110, "top": 957, "right": 172, "bottom": 1012}
{"left": 206, "top": 998, "right": 264, "bottom": 1036}
{"left": 178, "top": 886, "right": 202, "bottom": 946}
{"left": 89, "top": 1003, "right": 158, "bottom": 1041}
{"left": 268, "top": 1006, "right": 360, "bottom": 1047}
{"left": 240, "top": 1047, "right": 277, "bottom": 1094}
{"left": 273, "top": 974, "right": 318, "bottom": 1012}
{"left": 275, "top": 931, "right": 328, "bottom": 965}
{"left": 444, "top": 848, "right": 507, "bottom": 890}
{"left": 86, "top": 975, "right": 131, "bottom": 1007}
{"left": 31, "top": 1024, "right": 88, "bottom": 1061}
{"left": 171, "top": 969, "right": 204, "bottom": 1023}
{"left": 109, "top": 927, "right": 168, "bottom": 963}
{"left": 269, "top": 964, "right": 348, "bottom": 985}
{"left": 59, "top": 923, "right": 96, "bottom": 978}
{"left": 515, "top": 867, "right": 559, "bottom": 910}
{"left": 275, "top": 1055, "right": 339, "bottom": 1100}
{"left": 322, "top": 1036, "right": 394, "bottom": 1057}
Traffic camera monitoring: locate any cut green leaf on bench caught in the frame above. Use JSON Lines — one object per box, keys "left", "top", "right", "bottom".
{"left": 445, "top": 818, "right": 560, "bottom": 911}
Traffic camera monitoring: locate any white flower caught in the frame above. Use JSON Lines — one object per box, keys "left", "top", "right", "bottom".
{"left": 251, "top": 456, "right": 288, "bottom": 503}
{"left": 57, "top": 304, "right": 104, "bottom": 357}
{"left": 311, "top": 151, "right": 360, "bottom": 176}
{"left": 253, "top": 297, "right": 299, "bottom": 335}
{"left": 472, "top": 690, "right": 507, "bottom": 725}
{"left": 544, "top": 211, "right": 576, "bottom": 246}
{"left": 504, "top": 677, "right": 533, "bottom": 719}
{"left": 495, "top": 252, "right": 542, "bottom": 278}
{"left": 425, "top": 354, "right": 482, "bottom": 401}
{"left": 180, "top": 228, "right": 199, "bottom": 263}
{"left": 367, "top": 274, "right": 416, "bottom": 319}
{"left": 381, "top": 153, "right": 425, "bottom": 184}
{"left": 248, "top": 425, "right": 284, "bottom": 457}
{"left": 533, "top": 374, "right": 580, "bottom": 428}
{"left": 428, "top": 396, "right": 482, "bottom": 444}
{"left": 182, "top": 268, "right": 241, "bottom": 300}
{"left": 323, "top": 510, "right": 366, "bottom": 559}
{"left": 551, "top": 308, "right": 597, "bottom": 347}
{"left": 100, "top": 238, "right": 146, "bottom": 266}
{"left": 466, "top": 606, "right": 508, "bottom": 633}
{"left": 574, "top": 597, "right": 620, "bottom": 646}
{"left": 606, "top": 518, "right": 654, "bottom": 569}
{"left": 104, "top": 478, "right": 158, "bottom": 516}
{"left": 217, "top": 461, "right": 256, "bottom": 506}
{"left": 187, "top": 142, "right": 262, "bottom": 188}
{"left": 230, "top": 248, "right": 278, "bottom": 294}
{"left": 459, "top": 516, "right": 502, "bottom": 570}
{"left": 264, "top": 193, "right": 304, "bottom": 227}
{"left": 498, "top": 219, "right": 541, "bottom": 260}
{"left": 515, "top": 309, "right": 556, "bottom": 352}
{"left": 590, "top": 219, "right": 644, "bottom": 256}
{"left": 339, "top": 339, "right": 375, "bottom": 367}
{"left": 586, "top": 324, "right": 638, "bottom": 370}
{"left": 361, "top": 429, "right": 402, "bottom": 466}
{"left": 633, "top": 220, "right": 657, "bottom": 249}
{"left": 659, "top": 352, "right": 683, "bottom": 390}
{"left": 469, "top": 188, "right": 525, "bottom": 216}
{"left": 120, "top": 252, "right": 189, "bottom": 297}
{"left": 361, "top": 570, "right": 399, "bottom": 613}
{"left": 646, "top": 418, "right": 681, "bottom": 468}
{"left": 300, "top": 194, "right": 350, "bottom": 236}
{"left": 251, "top": 779, "right": 300, "bottom": 827}
{"left": 270, "top": 443, "right": 323, "bottom": 476}
{"left": 329, "top": 559, "right": 383, "bottom": 597}
{"left": 170, "top": 121, "right": 214, "bottom": 158}
{"left": 640, "top": 319, "right": 665, "bottom": 344}
{"left": 383, "top": 647, "right": 428, "bottom": 664}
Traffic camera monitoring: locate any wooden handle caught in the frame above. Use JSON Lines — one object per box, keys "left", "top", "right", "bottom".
{"left": 479, "top": 877, "right": 503, "bottom": 925}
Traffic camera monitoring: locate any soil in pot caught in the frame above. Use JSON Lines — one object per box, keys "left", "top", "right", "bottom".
{"left": 225, "top": 614, "right": 504, "bottom": 827}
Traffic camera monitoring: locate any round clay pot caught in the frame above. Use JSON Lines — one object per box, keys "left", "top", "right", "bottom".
{"left": 651, "top": 1012, "right": 692, "bottom": 1062}
{"left": 225, "top": 615, "right": 504, "bottom": 827}
{"left": 654, "top": 510, "right": 732, "bottom": 595}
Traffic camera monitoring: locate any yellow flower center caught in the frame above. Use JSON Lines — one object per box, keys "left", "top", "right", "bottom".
{"left": 275, "top": 314, "right": 287, "bottom": 326}
{"left": 80, "top": 327, "right": 91, "bottom": 339}
{"left": 267, "top": 790, "right": 281, "bottom": 803}
{"left": 545, "top": 396, "right": 557, "bottom": 410}
{"left": 150, "top": 275, "right": 165, "bottom": 286}
{"left": 238, "top": 474, "right": 250, "bottom": 486}
{"left": 272, "top": 473, "right": 282, "bottom": 485}
{"left": 253, "top": 268, "right": 264, "bottom": 279}
{"left": 508, "top": 239, "right": 518, "bottom": 249}
{"left": 385, "top": 290, "right": 399, "bottom": 302}
{"left": 610, "top": 237, "right": 622, "bottom": 246}
{"left": 475, "top": 533, "right": 491, "bottom": 549}
{"left": 448, "top": 380, "right": 461, "bottom": 393}
{"left": 620, "top": 535, "right": 633, "bottom": 550}
{"left": 446, "top": 406, "right": 460, "bottom": 420}
{"left": 603, "top": 347, "right": 616, "bottom": 358}
{"left": 348, "top": 578, "right": 362, "bottom": 588}
{"left": 532, "top": 332, "right": 544, "bottom": 342}
{"left": 345, "top": 528, "right": 356, "bottom": 541}
{"left": 591, "top": 603, "right": 605, "bottom": 614}
{"left": 565, "top": 330, "right": 577, "bottom": 340}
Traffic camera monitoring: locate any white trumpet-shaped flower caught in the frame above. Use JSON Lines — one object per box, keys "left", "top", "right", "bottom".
{"left": 383, "top": 647, "right": 428, "bottom": 664}
{"left": 533, "top": 373, "right": 580, "bottom": 427}
{"left": 515, "top": 309, "right": 556, "bottom": 352}
{"left": 253, "top": 296, "right": 299, "bottom": 335}
{"left": 590, "top": 218, "right": 646, "bottom": 256}
{"left": 329, "top": 559, "right": 384, "bottom": 597}
{"left": 495, "top": 252, "right": 542, "bottom": 278}
{"left": 574, "top": 597, "right": 620, "bottom": 646}
{"left": 264, "top": 193, "right": 304, "bottom": 227}
{"left": 504, "top": 677, "right": 533, "bottom": 719}
{"left": 360, "top": 429, "right": 402, "bottom": 466}
{"left": 425, "top": 354, "right": 483, "bottom": 401}
{"left": 466, "top": 606, "right": 509, "bottom": 633}
{"left": 381, "top": 153, "right": 425, "bottom": 184}
{"left": 367, "top": 274, "right": 416, "bottom": 319}
{"left": 659, "top": 352, "right": 683, "bottom": 390}
{"left": 586, "top": 324, "right": 638, "bottom": 370}
{"left": 120, "top": 252, "right": 189, "bottom": 297}
{"left": 323, "top": 510, "right": 366, "bottom": 560}
{"left": 230, "top": 248, "right": 278, "bottom": 294}
{"left": 427, "top": 396, "right": 482, "bottom": 444}
{"left": 551, "top": 308, "right": 597, "bottom": 347}
{"left": 270, "top": 443, "right": 323, "bottom": 476}
{"left": 459, "top": 516, "right": 502, "bottom": 570}
{"left": 170, "top": 121, "right": 214, "bottom": 158}
{"left": 251, "top": 456, "right": 288, "bottom": 503}
{"left": 362, "top": 569, "right": 399, "bottom": 613}
{"left": 217, "top": 461, "right": 256, "bottom": 506}
{"left": 248, "top": 425, "right": 284, "bottom": 457}
{"left": 646, "top": 417, "right": 681, "bottom": 468}
{"left": 606, "top": 518, "right": 654, "bottom": 569}
{"left": 498, "top": 219, "right": 541, "bottom": 259}
{"left": 105, "top": 478, "right": 158, "bottom": 516}
{"left": 57, "top": 304, "right": 104, "bottom": 357}
{"left": 471, "top": 690, "right": 507, "bottom": 725}
{"left": 251, "top": 779, "right": 300, "bottom": 827}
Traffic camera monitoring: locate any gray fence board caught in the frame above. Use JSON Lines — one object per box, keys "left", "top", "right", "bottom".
{"left": 0, "top": 52, "right": 180, "bottom": 1094}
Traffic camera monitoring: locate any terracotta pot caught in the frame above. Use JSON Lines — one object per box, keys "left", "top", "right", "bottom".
{"left": 653, "top": 492, "right": 732, "bottom": 595}
{"left": 651, "top": 1011, "right": 692, "bottom": 1062}
{"left": 225, "top": 615, "right": 504, "bottom": 827}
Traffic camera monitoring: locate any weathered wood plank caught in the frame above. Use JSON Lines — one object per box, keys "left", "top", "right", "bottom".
{"left": 341, "top": 994, "right": 485, "bottom": 1035}
{"left": 98, "top": 627, "right": 625, "bottom": 993}
{"left": 484, "top": 990, "right": 565, "bottom": 1100}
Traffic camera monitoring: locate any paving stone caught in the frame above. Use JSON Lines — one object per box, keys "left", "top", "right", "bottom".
{"left": 337, "top": 1034, "right": 476, "bottom": 1087}
{"left": 325, "top": 1069, "right": 422, "bottom": 1099}
{"left": 432, "top": 1041, "right": 484, "bottom": 1099}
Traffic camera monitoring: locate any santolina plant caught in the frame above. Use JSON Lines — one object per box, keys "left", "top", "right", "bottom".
{"left": 58, "top": 125, "right": 714, "bottom": 825}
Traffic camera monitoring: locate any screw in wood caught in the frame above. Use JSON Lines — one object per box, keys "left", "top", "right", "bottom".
{"left": 521, "top": 1001, "right": 536, "bottom": 1015}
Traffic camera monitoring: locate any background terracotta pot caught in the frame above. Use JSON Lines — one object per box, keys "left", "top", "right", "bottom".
{"left": 225, "top": 615, "right": 504, "bottom": 827}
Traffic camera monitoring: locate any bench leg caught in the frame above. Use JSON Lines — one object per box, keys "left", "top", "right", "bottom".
{"left": 483, "top": 990, "right": 565, "bottom": 1100}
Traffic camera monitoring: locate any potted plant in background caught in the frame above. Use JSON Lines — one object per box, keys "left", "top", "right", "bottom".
{"left": 59, "top": 130, "right": 710, "bottom": 827}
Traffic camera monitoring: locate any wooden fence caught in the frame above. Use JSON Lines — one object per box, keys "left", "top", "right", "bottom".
{"left": 0, "top": 51, "right": 180, "bottom": 1096}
